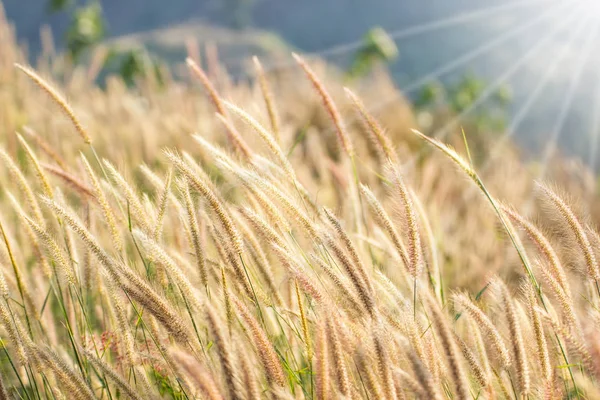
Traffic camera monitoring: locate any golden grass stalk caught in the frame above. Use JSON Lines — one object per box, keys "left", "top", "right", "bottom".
{"left": 208, "top": 222, "right": 254, "bottom": 299}
{"left": 239, "top": 354, "right": 260, "bottom": 400}
{"left": 536, "top": 259, "right": 578, "bottom": 329}
{"left": 235, "top": 213, "right": 283, "bottom": 305}
{"left": 0, "top": 370, "right": 8, "bottom": 400}
{"left": 179, "top": 180, "right": 207, "bottom": 287}
{"left": 232, "top": 296, "right": 286, "bottom": 387}
{"left": 295, "top": 280, "right": 313, "bottom": 363}
{"left": 311, "top": 253, "right": 363, "bottom": 314}
{"left": 239, "top": 206, "right": 287, "bottom": 248}
{"left": 140, "top": 164, "right": 181, "bottom": 211}
{"left": 537, "top": 183, "right": 600, "bottom": 282}
{"left": 0, "top": 300, "right": 30, "bottom": 366}
{"left": 344, "top": 88, "right": 396, "bottom": 163}
{"left": 454, "top": 333, "right": 489, "bottom": 389}
{"left": 360, "top": 184, "right": 409, "bottom": 269}
{"left": 6, "top": 192, "right": 52, "bottom": 279}
{"left": 393, "top": 367, "right": 425, "bottom": 399}
{"left": 17, "top": 210, "right": 77, "bottom": 286}
{"left": 218, "top": 160, "right": 291, "bottom": 233}
{"left": 103, "top": 159, "right": 151, "bottom": 234}
{"left": 186, "top": 57, "right": 227, "bottom": 116}
{"left": 224, "top": 100, "right": 295, "bottom": 180}
{"left": 323, "top": 232, "right": 375, "bottom": 316}
{"left": 356, "top": 347, "right": 383, "bottom": 399}
{"left": 411, "top": 129, "right": 475, "bottom": 178}
{"left": 293, "top": 53, "right": 354, "bottom": 158}
{"left": 523, "top": 282, "right": 552, "bottom": 383}
{"left": 172, "top": 351, "right": 225, "bottom": 400}
{"left": 214, "top": 113, "right": 253, "bottom": 160}
{"left": 454, "top": 293, "right": 511, "bottom": 370}
{"left": 133, "top": 228, "right": 203, "bottom": 311}
{"left": 242, "top": 168, "right": 317, "bottom": 239}
{"left": 401, "top": 317, "right": 429, "bottom": 374}
{"left": 325, "top": 315, "right": 351, "bottom": 397}
{"left": 0, "top": 147, "right": 45, "bottom": 226}
{"left": 192, "top": 133, "right": 240, "bottom": 167}
{"left": 165, "top": 149, "right": 244, "bottom": 255}
{"left": 41, "top": 196, "right": 192, "bottom": 344}
{"left": 105, "top": 281, "right": 135, "bottom": 367}
{"left": 427, "top": 297, "right": 470, "bottom": 400}
{"left": 16, "top": 133, "right": 53, "bottom": 198}
{"left": 270, "top": 245, "right": 325, "bottom": 306}
{"left": 153, "top": 167, "right": 172, "bottom": 241}
{"left": 15, "top": 63, "right": 92, "bottom": 144}
{"left": 81, "top": 154, "right": 123, "bottom": 253}
{"left": 496, "top": 279, "right": 530, "bottom": 396}
{"left": 22, "top": 126, "right": 68, "bottom": 170}
{"left": 205, "top": 303, "right": 241, "bottom": 399}
{"left": 220, "top": 264, "right": 234, "bottom": 334}
{"left": 42, "top": 162, "right": 96, "bottom": 200}
{"left": 501, "top": 204, "right": 568, "bottom": 292}
{"left": 542, "top": 313, "right": 597, "bottom": 381}
{"left": 412, "top": 129, "right": 543, "bottom": 302}
{"left": 323, "top": 207, "right": 373, "bottom": 294}
{"left": 372, "top": 327, "right": 396, "bottom": 400}
{"left": 253, "top": 56, "right": 281, "bottom": 143}
{"left": 493, "top": 369, "right": 512, "bottom": 400}
{"left": 314, "top": 321, "right": 330, "bottom": 400}
{"left": 35, "top": 345, "right": 96, "bottom": 400}
{"left": 0, "top": 269, "right": 8, "bottom": 300}
{"left": 0, "top": 217, "right": 40, "bottom": 323}
{"left": 389, "top": 164, "right": 422, "bottom": 279}
{"left": 406, "top": 350, "right": 444, "bottom": 400}
{"left": 409, "top": 189, "right": 441, "bottom": 301}
{"left": 83, "top": 349, "right": 143, "bottom": 400}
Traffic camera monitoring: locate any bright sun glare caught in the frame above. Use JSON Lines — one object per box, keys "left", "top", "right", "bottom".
{"left": 583, "top": 0, "right": 600, "bottom": 16}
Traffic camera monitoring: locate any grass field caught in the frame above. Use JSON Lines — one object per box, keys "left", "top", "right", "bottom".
{"left": 1, "top": 6, "right": 600, "bottom": 399}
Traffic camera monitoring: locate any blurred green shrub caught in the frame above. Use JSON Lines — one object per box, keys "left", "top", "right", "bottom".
{"left": 416, "top": 73, "right": 512, "bottom": 134}
{"left": 46, "top": 0, "right": 163, "bottom": 87}
{"left": 347, "top": 27, "right": 399, "bottom": 80}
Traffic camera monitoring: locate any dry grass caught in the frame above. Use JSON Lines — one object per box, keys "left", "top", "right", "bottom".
{"left": 0, "top": 8, "right": 600, "bottom": 399}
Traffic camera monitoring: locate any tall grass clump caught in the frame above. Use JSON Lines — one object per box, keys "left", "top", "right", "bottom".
{"left": 0, "top": 11, "right": 600, "bottom": 399}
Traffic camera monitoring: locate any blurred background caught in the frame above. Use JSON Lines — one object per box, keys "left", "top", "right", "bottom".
{"left": 3, "top": 0, "right": 598, "bottom": 169}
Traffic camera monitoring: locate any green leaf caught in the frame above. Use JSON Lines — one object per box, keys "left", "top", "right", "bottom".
{"left": 475, "top": 282, "right": 491, "bottom": 301}
{"left": 47, "top": 0, "right": 72, "bottom": 13}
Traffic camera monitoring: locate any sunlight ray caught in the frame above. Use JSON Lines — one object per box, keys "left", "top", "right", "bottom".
{"left": 397, "top": 3, "right": 587, "bottom": 175}
{"left": 302, "top": 0, "right": 553, "bottom": 59}
{"left": 538, "top": 18, "right": 600, "bottom": 180}
{"left": 366, "top": 0, "right": 576, "bottom": 116}
{"left": 480, "top": 7, "right": 593, "bottom": 174}
{"left": 458, "top": 15, "right": 593, "bottom": 204}
{"left": 232, "top": 0, "right": 555, "bottom": 79}
{"left": 430, "top": 4, "right": 586, "bottom": 143}
{"left": 588, "top": 62, "right": 600, "bottom": 171}
{"left": 311, "top": 0, "right": 578, "bottom": 169}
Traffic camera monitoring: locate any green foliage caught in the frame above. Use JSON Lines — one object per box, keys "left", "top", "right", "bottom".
{"left": 64, "top": 2, "right": 105, "bottom": 62}
{"left": 415, "top": 81, "right": 445, "bottom": 108}
{"left": 151, "top": 369, "right": 187, "bottom": 399}
{"left": 47, "top": 0, "right": 73, "bottom": 13}
{"left": 46, "top": 0, "right": 166, "bottom": 87}
{"left": 347, "top": 27, "right": 398, "bottom": 80}
{"left": 103, "top": 47, "right": 165, "bottom": 88}
{"left": 416, "top": 73, "right": 512, "bottom": 134}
